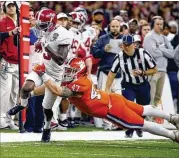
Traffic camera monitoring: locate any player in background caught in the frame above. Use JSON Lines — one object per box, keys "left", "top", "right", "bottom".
{"left": 70, "top": 8, "right": 98, "bottom": 125}
{"left": 31, "top": 57, "right": 179, "bottom": 143}
{"left": 67, "top": 12, "right": 82, "bottom": 59}
{"left": 8, "top": 8, "right": 73, "bottom": 142}
{"left": 75, "top": 7, "right": 96, "bottom": 76}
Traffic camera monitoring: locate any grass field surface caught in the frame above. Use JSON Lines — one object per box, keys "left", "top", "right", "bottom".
{"left": 1, "top": 140, "right": 179, "bottom": 158}
{"left": 1, "top": 125, "right": 179, "bottom": 158}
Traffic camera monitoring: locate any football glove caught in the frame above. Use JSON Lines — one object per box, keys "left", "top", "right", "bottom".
{"left": 33, "top": 64, "right": 45, "bottom": 77}
{"left": 34, "top": 41, "right": 42, "bottom": 53}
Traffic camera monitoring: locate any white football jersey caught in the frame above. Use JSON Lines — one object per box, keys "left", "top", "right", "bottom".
{"left": 80, "top": 26, "right": 96, "bottom": 57}
{"left": 42, "top": 26, "right": 73, "bottom": 80}
{"left": 67, "top": 27, "right": 82, "bottom": 60}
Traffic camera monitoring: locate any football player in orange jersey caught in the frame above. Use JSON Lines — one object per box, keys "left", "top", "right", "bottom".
{"left": 22, "top": 58, "right": 179, "bottom": 143}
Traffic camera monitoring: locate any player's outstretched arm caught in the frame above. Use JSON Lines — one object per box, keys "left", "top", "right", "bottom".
{"left": 32, "top": 64, "right": 75, "bottom": 97}
{"left": 43, "top": 79, "right": 74, "bottom": 98}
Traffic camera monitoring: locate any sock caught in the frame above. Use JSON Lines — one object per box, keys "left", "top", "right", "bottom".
{"left": 70, "top": 104, "right": 76, "bottom": 120}
{"left": 44, "top": 116, "right": 51, "bottom": 129}
{"left": 142, "top": 120, "right": 175, "bottom": 140}
{"left": 142, "top": 105, "right": 170, "bottom": 121}
{"left": 30, "top": 91, "right": 34, "bottom": 97}
{"left": 21, "top": 98, "right": 28, "bottom": 107}
{"left": 59, "top": 113, "right": 67, "bottom": 121}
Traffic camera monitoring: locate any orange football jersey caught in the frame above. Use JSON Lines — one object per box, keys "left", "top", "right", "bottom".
{"left": 67, "top": 76, "right": 109, "bottom": 118}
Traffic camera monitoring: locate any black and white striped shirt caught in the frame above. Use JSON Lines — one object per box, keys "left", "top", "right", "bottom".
{"left": 111, "top": 48, "right": 156, "bottom": 84}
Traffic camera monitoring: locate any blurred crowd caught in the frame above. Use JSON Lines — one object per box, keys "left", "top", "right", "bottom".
{"left": 0, "top": 1, "right": 179, "bottom": 139}
{"left": 0, "top": 1, "right": 179, "bottom": 25}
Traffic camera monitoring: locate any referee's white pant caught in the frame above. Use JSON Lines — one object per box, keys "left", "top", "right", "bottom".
{"left": 0, "top": 59, "right": 19, "bottom": 128}
{"left": 94, "top": 71, "right": 122, "bottom": 129}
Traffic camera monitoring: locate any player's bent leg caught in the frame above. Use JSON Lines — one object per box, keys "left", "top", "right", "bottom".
{"left": 7, "top": 80, "right": 35, "bottom": 115}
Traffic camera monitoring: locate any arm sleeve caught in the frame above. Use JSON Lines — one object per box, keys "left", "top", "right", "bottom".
{"left": 174, "top": 45, "right": 179, "bottom": 68}
{"left": 0, "top": 32, "right": 9, "bottom": 45}
{"left": 91, "top": 37, "right": 105, "bottom": 59}
{"left": 143, "top": 36, "right": 164, "bottom": 58}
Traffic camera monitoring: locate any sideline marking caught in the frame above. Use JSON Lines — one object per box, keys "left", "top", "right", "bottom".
{"left": 1, "top": 131, "right": 168, "bottom": 143}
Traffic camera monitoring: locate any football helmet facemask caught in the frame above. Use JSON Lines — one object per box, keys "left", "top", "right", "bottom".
{"left": 63, "top": 57, "right": 87, "bottom": 82}
{"left": 35, "top": 9, "right": 57, "bottom": 32}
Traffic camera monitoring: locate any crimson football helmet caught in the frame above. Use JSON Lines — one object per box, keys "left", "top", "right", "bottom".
{"left": 63, "top": 57, "right": 87, "bottom": 82}
{"left": 74, "top": 7, "right": 88, "bottom": 29}
{"left": 74, "top": 7, "right": 88, "bottom": 23}
{"left": 69, "top": 12, "right": 81, "bottom": 24}
{"left": 35, "top": 8, "right": 57, "bottom": 32}
{"left": 69, "top": 12, "right": 82, "bottom": 31}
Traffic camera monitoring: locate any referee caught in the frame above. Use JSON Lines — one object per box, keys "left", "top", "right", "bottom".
{"left": 105, "top": 34, "right": 157, "bottom": 138}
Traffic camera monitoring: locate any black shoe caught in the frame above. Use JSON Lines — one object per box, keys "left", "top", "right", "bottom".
{"left": 68, "top": 121, "right": 76, "bottom": 128}
{"left": 58, "top": 119, "right": 68, "bottom": 128}
{"left": 41, "top": 128, "right": 51, "bottom": 142}
{"left": 125, "top": 129, "right": 134, "bottom": 138}
{"left": 136, "top": 129, "right": 143, "bottom": 137}
{"left": 7, "top": 105, "right": 25, "bottom": 115}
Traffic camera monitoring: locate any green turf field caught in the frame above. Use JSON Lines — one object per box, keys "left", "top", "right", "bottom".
{"left": 1, "top": 126, "right": 179, "bottom": 158}
{"left": 1, "top": 140, "right": 179, "bottom": 158}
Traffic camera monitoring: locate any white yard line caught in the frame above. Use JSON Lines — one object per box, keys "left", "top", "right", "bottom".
{"left": 0, "top": 131, "right": 168, "bottom": 143}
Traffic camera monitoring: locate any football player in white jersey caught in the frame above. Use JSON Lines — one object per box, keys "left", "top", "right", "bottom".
{"left": 69, "top": 8, "right": 97, "bottom": 125}
{"left": 8, "top": 8, "right": 73, "bottom": 142}
{"left": 67, "top": 12, "right": 82, "bottom": 60}
{"left": 51, "top": 12, "right": 70, "bottom": 131}
{"left": 75, "top": 8, "right": 97, "bottom": 82}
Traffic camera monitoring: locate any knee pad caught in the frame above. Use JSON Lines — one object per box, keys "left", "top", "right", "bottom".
{"left": 20, "top": 81, "right": 35, "bottom": 98}
{"left": 44, "top": 108, "right": 53, "bottom": 121}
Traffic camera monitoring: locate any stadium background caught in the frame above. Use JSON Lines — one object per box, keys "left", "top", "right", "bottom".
{"left": 28, "top": 1, "right": 179, "bottom": 27}
{"left": 0, "top": 1, "right": 179, "bottom": 158}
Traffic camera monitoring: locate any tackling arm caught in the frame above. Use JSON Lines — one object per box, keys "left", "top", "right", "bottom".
{"left": 43, "top": 79, "right": 73, "bottom": 98}
{"left": 32, "top": 64, "right": 74, "bottom": 97}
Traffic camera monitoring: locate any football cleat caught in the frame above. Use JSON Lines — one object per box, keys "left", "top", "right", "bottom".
{"left": 125, "top": 129, "right": 134, "bottom": 138}
{"left": 68, "top": 120, "right": 76, "bottom": 128}
{"left": 169, "top": 114, "right": 179, "bottom": 129}
{"left": 136, "top": 129, "right": 143, "bottom": 137}
{"left": 51, "top": 122, "right": 58, "bottom": 131}
{"left": 7, "top": 105, "right": 26, "bottom": 115}
{"left": 173, "top": 131, "right": 179, "bottom": 144}
{"left": 57, "top": 124, "right": 67, "bottom": 131}
{"left": 58, "top": 119, "right": 68, "bottom": 128}
{"left": 41, "top": 128, "right": 51, "bottom": 143}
